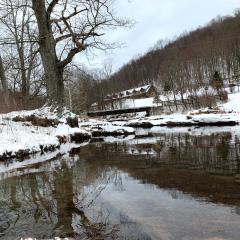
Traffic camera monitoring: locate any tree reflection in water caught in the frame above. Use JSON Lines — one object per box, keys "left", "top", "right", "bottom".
{"left": 0, "top": 154, "right": 120, "bottom": 239}
{"left": 0, "top": 129, "right": 240, "bottom": 239}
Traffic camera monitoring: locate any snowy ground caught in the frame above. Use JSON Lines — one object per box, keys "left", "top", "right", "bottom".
{"left": 0, "top": 106, "right": 135, "bottom": 160}
{"left": 83, "top": 91, "right": 240, "bottom": 129}
{"left": 2, "top": 104, "right": 76, "bottom": 121}
{"left": 0, "top": 105, "right": 87, "bottom": 159}
{"left": 219, "top": 90, "right": 240, "bottom": 112}
{"left": 106, "top": 91, "right": 240, "bottom": 128}
{"left": 118, "top": 112, "right": 240, "bottom": 128}
{"left": 0, "top": 115, "right": 90, "bottom": 160}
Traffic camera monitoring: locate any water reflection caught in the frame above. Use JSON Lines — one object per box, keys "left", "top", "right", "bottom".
{"left": 0, "top": 127, "right": 239, "bottom": 239}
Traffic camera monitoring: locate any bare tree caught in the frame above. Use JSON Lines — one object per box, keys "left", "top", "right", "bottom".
{"left": 31, "top": 0, "right": 129, "bottom": 110}
{"left": 0, "top": 54, "right": 9, "bottom": 106}
{"left": 103, "top": 13, "right": 240, "bottom": 108}
{"left": 0, "top": 0, "right": 43, "bottom": 104}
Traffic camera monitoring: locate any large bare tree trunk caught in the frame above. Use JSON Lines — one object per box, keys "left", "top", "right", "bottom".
{"left": 32, "top": 0, "right": 65, "bottom": 107}
{"left": 0, "top": 55, "right": 9, "bottom": 107}
{"left": 31, "top": 0, "right": 127, "bottom": 111}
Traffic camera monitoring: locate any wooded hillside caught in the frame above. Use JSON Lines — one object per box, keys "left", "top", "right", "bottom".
{"left": 101, "top": 11, "right": 240, "bottom": 96}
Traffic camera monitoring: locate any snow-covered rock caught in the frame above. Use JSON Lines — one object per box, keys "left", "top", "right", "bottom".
{"left": 79, "top": 119, "right": 135, "bottom": 136}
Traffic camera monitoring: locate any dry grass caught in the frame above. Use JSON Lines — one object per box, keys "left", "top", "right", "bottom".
{"left": 0, "top": 92, "right": 46, "bottom": 113}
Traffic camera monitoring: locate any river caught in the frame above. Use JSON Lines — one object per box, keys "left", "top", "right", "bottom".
{"left": 0, "top": 126, "right": 240, "bottom": 240}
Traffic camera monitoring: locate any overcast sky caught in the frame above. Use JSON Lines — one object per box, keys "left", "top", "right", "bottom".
{"left": 79, "top": 0, "right": 240, "bottom": 73}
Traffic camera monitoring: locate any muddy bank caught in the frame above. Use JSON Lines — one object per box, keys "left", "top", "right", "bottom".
{"left": 126, "top": 120, "right": 239, "bottom": 128}
{"left": 0, "top": 144, "right": 60, "bottom": 161}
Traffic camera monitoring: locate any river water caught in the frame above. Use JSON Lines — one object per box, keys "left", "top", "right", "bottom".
{"left": 0, "top": 126, "right": 240, "bottom": 240}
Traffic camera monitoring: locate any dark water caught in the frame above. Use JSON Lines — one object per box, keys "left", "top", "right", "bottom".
{"left": 0, "top": 127, "right": 240, "bottom": 240}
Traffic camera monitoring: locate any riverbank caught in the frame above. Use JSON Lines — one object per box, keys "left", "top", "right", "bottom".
{"left": 0, "top": 91, "right": 239, "bottom": 161}
{"left": 0, "top": 106, "right": 135, "bottom": 160}
{"left": 0, "top": 108, "right": 89, "bottom": 160}
{"left": 82, "top": 92, "right": 240, "bottom": 128}
{"left": 116, "top": 110, "right": 240, "bottom": 128}
{"left": 108, "top": 91, "right": 240, "bottom": 128}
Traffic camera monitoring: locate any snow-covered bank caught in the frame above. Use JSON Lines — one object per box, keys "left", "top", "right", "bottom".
{"left": 82, "top": 92, "right": 240, "bottom": 130}
{"left": 2, "top": 105, "right": 76, "bottom": 121}
{"left": 107, "top": 91, "right": 240, "bottom": 128}
{"left": 119, "top": 112, "right": 239, "bottom": 128}
{"left": 0, "top": 107, "right": 91, "bottom": 160}
{"left": 0, "top": 107, "right": 136, "bottom": 160}
{"left": 220, "top": 90, "right": 240, "bottom": 112}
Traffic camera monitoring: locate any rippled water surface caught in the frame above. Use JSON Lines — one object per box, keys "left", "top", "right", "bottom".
{"left": 0, "top": 126, "right": 240, "bottom": 240}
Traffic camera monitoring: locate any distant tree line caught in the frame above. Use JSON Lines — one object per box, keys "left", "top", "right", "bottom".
{"left": 1, "top": 2, "right": 240, "bottom": 113}
{"left": 92, "top": 11, "right": 240, "bottom": 109}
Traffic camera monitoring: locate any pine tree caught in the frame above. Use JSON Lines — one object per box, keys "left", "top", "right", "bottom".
{"left": 211, "top": 71, "right": 224, "bottom": 92}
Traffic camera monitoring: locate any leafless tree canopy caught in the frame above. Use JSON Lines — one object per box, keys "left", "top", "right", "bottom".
{"left": 0, "top": 0, "right": 130, "bottom": 111}
{"left": 97, "top": 13, "right": 240, "bottom": 111}
{"left": 47, "top": 0, "right": 129, "bottom": 66}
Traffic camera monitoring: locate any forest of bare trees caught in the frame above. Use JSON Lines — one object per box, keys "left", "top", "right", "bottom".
{"left": 95, "top": 11, "right": 240, "bottom": 109}
{"left": 0, "top": 0, "right": 129, "bottom": 113}
{"left": 0, "top": 2, "right": 240, "bottom": 114}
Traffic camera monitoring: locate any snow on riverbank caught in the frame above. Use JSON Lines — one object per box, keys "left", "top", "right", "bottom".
{"left": 79, "top": 118, "right": 135, "bottom": 136}
{"left": 0, "top": 120, "right": 59, "bottom": 157}
{"left": 2, "top": 104, "right": 76, "bottom": 122}
{"left": 106, "top": 91, "right": 240, "bottom": 128}
{"left": 0, "top": 107, "right": 90, "bottom": 160}
{"left": 0, "top": 119, "right": 90, "bottom": 160}
{"left": 0, "top": 107, "right": 136, "bottom": 160}
{"left": 113, "top": 112, "right": 239, "bottom": 128}
{"left": 220, "top": 91, "right": 240, "bottom": 112}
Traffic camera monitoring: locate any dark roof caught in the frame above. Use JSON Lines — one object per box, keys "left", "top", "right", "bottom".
{"left": 104, "top": 85, "right": 153, "bottom": 101}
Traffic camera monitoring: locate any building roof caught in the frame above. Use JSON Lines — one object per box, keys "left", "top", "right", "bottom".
{"left": 104, "top": 85, "right": 153, "bottom": 101}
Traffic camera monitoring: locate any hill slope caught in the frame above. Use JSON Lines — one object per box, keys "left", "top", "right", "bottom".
{"left": 103, "top": 12, "right": 240, "bottom": 97}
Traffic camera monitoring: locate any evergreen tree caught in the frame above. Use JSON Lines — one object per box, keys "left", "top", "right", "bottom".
{"left": 211, "top": 71, "right": 224, "bottom": 92}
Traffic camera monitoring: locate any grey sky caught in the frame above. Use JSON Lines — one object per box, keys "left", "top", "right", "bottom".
{"left": 79, "top": 0, "right": 240, "bottom": 73}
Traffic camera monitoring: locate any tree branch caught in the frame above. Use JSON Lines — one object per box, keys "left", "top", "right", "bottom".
{"left": 59, "top": 47, "right": 84, "bottom": 67}
{"left": 56, "top": 32, "right": 104, "bottom": 43}
{"left": 47, "top": 0, "right": 59, "bottom": 16}
{"left": 50, "top": 7, "right": 88, "bottom": 24}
